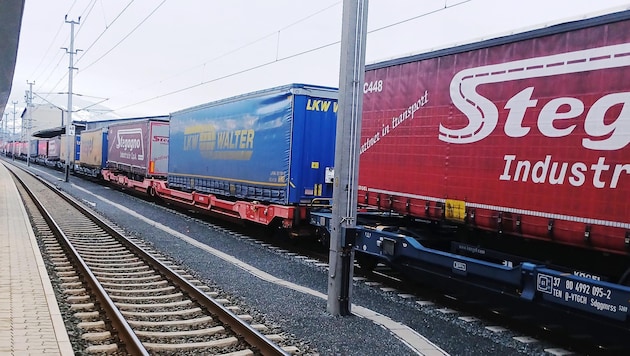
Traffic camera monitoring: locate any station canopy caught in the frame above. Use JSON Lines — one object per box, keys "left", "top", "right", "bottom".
{"left": 0, "top": 1, "right": 25, "bottom": 116}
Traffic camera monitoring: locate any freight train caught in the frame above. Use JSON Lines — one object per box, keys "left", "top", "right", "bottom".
{"left": 6, "top": 9, "right": 630, "bottom": 328}
{"left": 20, "top": 84, "right": 339, "bottom": 231}
{"left": 366, "top": 21, "right": 629, "bottom": 256}
{"left": 312, "top": 9, "right": 630, "bottom": 326}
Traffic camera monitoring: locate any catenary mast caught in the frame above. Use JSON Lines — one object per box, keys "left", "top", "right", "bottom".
{"left": 63, "top": 16, "right": 80, "bottom": 182}
{"left": 327, "top": 0, "right": 368, "bottom": 316}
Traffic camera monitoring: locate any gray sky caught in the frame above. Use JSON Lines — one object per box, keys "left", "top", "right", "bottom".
{"left": 6, "top": 0, "right": 630, "bottom": 120}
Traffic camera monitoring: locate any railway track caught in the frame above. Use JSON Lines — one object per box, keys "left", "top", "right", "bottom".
{"left": 5, "top": 161, "right": 293, "bottom": 355}
{"left": 11, "top": 159, "right": 628, "bottom": 355}
{"left": 212, "top": 214, "right": 630, "bottom": 355}
{"left": 154, "top": 205, "right": 586, "bottom": 354}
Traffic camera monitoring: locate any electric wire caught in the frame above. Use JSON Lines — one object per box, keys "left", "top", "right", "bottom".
{"left": 25, "top": 0, "right": 469, "bottom": 117}
{"left": 369, "top": 0, "right": 470, "bottom": 33}
{"left": 29, "top": 30, "right": 67, "bottom": 86}
{"left": 112, "top": 1, "right": 341, "bottom": 100}
{"left": 74, "top": 0, "right": 98, "bottom": 37}
{"left": 110, "top": 0, "right": 470, "bottom": 113}
{"left": 34, "top": 0, "right": 144, "bottom": 105}
{"left": 29, "top": 0, "right": 80, "bottom": 94}
{"left": 33, "top": 0, "right": 95, "bottom": 102}
{"left": 79, "top": 0, "right": 167, "bottom": 72}
{"left": 110, "top": 39, "right": 341, "bottom": 113}
{"left": 75, "top": 0, "right": 135, "bottom": 65}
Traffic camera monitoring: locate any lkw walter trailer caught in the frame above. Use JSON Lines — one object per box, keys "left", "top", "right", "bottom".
{"left": 150, "top": 83, "right": 338, "bottom": 230}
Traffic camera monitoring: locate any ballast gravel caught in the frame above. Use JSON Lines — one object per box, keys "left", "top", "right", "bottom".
{"left": 37, "top": 168, "right": 558, "bottom": 356}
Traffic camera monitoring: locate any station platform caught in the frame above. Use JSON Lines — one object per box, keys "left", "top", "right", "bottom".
{"left": 0, "top": 163, "right": 73, "bottom": 355}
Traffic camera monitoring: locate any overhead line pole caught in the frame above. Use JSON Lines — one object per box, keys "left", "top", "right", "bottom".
{"left": 26, "top": 80, "right": 34, "bottom": 166}
{"left": 327, "top": 0, "right": 369, "bottom": 316}
{"left": 2, "top": 113, "right": 7, "bottom": 154}
{"left": 12, "top": 100, "right": 18, "bottom": 160}
{"left": 63, "top": 16, "right": 81, "bottom": 182}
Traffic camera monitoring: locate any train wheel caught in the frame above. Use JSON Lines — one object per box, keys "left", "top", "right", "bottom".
{"left": 265, "top": 221, "right": 289, "bottom": 240}
{"left": 147, "top": 186, "right": 157, "bottom": 201}
{"left": 618, "top": 267, "right": 630, "bottom": 286}
{"left": 356, "top": 252, "right": 378, "bottom": 272}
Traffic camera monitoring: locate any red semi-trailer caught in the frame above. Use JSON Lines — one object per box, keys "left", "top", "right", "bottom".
{"left": 309, "top": 9, "right": 630, "bottom": 326}
{"left": 359, "top": 10, "right": 630, "bottom": 256}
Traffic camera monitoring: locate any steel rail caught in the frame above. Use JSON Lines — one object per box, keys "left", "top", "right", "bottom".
{"left": 7, "top": 165, "right": 149, "bottom": 355}
{"left": 9, "top": 162, "right": 289, "bottom": 356}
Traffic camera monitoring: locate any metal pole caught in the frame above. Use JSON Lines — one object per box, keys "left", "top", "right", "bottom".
{"left": 64, "top": 16, "right": 80, "bottom": 182}
{"left": 2, "top": 112, "right": 7, "bottom": 154}
{"left": 12, "top": 100, "right": 17, "bottom": 160}
{"left": 327, "top": 0, "right": 369, "bottom": 316}
{"left": 26, "top": 81, "right": 34, "bottom": 166}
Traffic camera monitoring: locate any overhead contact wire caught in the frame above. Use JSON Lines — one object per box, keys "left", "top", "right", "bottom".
{"left": 112, "top": 0, "right": 470, "bottom": 113}
{"left": 76, "top": 0, "right": 136, "bottom": 65}
{"left": 79, "top": 0, "right": 167, "bottom": 72}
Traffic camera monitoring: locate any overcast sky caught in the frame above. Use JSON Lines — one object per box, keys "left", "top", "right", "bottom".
{"left": 5, "top": 0, "right": 630, "bottom": 121}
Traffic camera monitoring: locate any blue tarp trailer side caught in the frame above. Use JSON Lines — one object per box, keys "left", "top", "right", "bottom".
{"left": 168, "top": 83, "right": 338, "bottom": 205}
{"left": 75, "top": 134, "right": 81, "bottom": 161}
{"left": 29, "top": 139, "right": 38, "bottom": 157}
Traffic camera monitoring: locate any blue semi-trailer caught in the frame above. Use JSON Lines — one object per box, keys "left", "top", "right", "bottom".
{"left": 167, "top": 83, "right": 338, "bottom": 206}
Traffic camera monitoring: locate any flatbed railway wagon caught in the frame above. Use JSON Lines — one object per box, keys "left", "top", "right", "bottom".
{"left": 149, "top": 83, "right": 338, "bottom": 230}
{"left": 312, "top": 10, "right": 630, "bottom": 324}
{"left": 101, "top": 117, "right": 169, "bottom": 194}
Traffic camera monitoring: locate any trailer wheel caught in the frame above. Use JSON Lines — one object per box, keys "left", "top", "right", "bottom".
{"left": 147, "top": 186, "right": 157, "bottom": 201}
{"left": 356, "top": 252, "right": 378, "bottom": 272}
